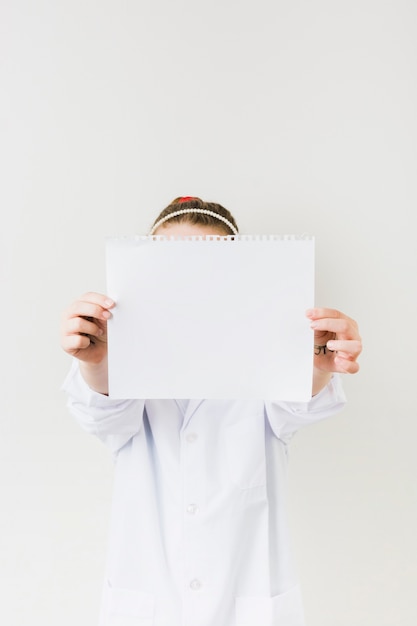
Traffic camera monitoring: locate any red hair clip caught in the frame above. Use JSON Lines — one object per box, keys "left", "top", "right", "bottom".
{"left": 178, "top": 196, "right": 194, "bottom": 203}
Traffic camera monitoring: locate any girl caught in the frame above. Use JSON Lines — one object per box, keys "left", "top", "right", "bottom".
{"left": 61, "top": 197, "right": 362, "bottom": 626}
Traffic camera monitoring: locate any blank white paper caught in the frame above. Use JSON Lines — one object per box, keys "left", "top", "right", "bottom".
{"left": 106, "top": 235, "right": 315, "bottom": 401}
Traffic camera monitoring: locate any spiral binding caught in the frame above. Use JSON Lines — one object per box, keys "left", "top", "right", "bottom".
{"left": 106, "top": 234, "right": 313, "bottom": 245}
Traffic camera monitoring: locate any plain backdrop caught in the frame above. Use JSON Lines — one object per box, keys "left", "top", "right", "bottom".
{"left": 1, "top": 1, "right": 416, "bottom": 625}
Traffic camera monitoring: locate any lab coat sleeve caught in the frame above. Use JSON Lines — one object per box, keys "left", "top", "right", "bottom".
{"left": 265, "top": 374, "right": 347, "bottom": 444}
{"left": 61, "top": 359, "right": 145, "bottom": 455}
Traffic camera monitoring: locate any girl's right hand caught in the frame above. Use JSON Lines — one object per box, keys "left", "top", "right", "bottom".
{"left": 60, "top": 292, "right": 115, "bottom": 365}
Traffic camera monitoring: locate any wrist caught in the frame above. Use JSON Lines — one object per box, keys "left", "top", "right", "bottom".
{"left": 79, "top": 358, "right": 109, "bottom": 395}
{"left": 312, "top": 367, "right": 332, "bottom": 396}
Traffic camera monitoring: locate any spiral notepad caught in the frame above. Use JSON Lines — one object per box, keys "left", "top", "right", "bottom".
{"left": 106, "top": 235, "right": 315, "bottom": 400}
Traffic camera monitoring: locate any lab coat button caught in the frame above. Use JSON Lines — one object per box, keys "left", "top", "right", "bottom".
{"left": 190, "top": 579, "right": 202, "bottom": 591}
{"left": 185, "top": 432, "right": 198, "bottom": 443}
{"left": 186, "top": 503, "right": 199, "bottom": 515}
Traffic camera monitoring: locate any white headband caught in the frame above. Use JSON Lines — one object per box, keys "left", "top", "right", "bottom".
{"left": 149, "top": 208, "right": 238, "bottom": 235}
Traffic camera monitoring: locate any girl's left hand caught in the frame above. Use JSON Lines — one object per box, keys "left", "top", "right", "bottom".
{"left": 306, "top": 308, "right": 362, "bottom": 374}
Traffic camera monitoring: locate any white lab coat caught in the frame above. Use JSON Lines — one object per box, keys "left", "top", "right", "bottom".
{"left": 62, "top": 361, "right": 346, "bottom": 626}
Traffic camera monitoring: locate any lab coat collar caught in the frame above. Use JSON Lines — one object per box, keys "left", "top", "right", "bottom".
{"left": 179, "top": 400, "right": 204, "bottom": 430}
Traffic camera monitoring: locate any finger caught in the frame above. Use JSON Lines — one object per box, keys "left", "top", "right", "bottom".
{"left": 306, "top": 307, "right": 347, "bottom": 321}
{"left": 61, "top": 333, "right": 92, "bottom": 353}
{"left": 65, "top": 300, "right": 113, "bottom": 322}
{"left": 326, "top": 339, "right": 362, "bottom": 358}
{"left": 80, "top": 292, "right": 115, "bottom": 308}
{"left": 333, "top": 355, "right": 360, "bottom": 374}
{"left": 310, "top": 317, "right": 360, "bottom": 339}
{"left": 65, "top": 292, "right": 115, "bottom": 317}
{"left": 64, "top": 317, "right": 104, "bottom": 338}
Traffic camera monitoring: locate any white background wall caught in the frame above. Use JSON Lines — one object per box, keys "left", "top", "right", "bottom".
{"left": 1, "top": 1, "right": 416, "bottom": 624}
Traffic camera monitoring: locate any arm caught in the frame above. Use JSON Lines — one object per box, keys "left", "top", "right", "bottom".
{"left": 306, "top": 307, "right": 362, "bottom": 396}
{"left": 61, "top": 359, "right": 144, "bottom": 455}
{"left": 60, "top": 292, "right": 144, "bottom": 454}
{"left": 60, "top": 292, "right": 115, "bottom": 394}
{"left": 265, "top": 373, "right": 347, "bottom": 443}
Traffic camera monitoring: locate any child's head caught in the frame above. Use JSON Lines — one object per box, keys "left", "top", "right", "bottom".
{"left": 149, "top": 197, "right": 239, "bottom": 237}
